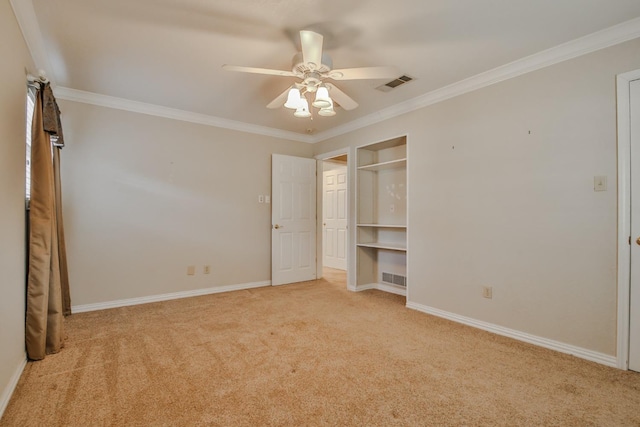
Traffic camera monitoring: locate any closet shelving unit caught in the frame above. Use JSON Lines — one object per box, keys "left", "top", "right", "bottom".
{"left": 356, "top": 136, "right": 407, "bottom": 296}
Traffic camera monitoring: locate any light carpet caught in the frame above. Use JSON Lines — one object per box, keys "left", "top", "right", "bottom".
{"left": 2, "top": 269, "right": 639, "bottom": 426}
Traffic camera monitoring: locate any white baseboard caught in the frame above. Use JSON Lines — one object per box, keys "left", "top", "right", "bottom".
{"left": 0, "top": 354, "right": 27, "bottom": 419}
{"left": 352, "top": 282, "right": 407, "bottom": 296}
{"left": 71, "top": 280, "right": 271, "bottom": 313}
{"left": 406, "top": 301, "right": 617, "bottom": 368}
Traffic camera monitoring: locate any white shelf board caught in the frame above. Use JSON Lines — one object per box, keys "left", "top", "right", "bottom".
{"left": 357, "top": 242, "right": 407, "bottom": 252}
{"left": 357, "top": 136, "right": 406, "bottom": 152}
{"left": 357, "top": 158, "right": 406, "bottom": 172}
{"left": 357, "top": 224, "right": 406, "bottom": 229}
{"left": 356, "top": 282, "right": 407, "bottom": 297}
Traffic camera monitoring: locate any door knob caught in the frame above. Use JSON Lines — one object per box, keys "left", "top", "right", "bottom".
{"left": 274, "top": 224, "right": 281, "bottom": 229}
{"left": 637, "top": 236, "right": 640, "bottom": 245}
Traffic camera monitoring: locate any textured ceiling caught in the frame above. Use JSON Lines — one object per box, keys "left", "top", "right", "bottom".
{"left": 23, "top": 0, "right": 640, "bottom": 138}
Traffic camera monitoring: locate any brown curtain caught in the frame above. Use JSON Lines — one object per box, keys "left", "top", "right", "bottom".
{"left": 25, "top": 84, "right": 70, "bottom": 360}
{"left": 53, "top": 149, "right": 71, "bottom": 315}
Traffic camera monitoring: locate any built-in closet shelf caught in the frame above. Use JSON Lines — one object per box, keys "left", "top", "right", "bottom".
{"left": 356, "top": 135, "right": 407, "bottom": 293}
{"left": 357, "top": 158, "right": 407, "bottom": 172}
{"left": 357, "top": 242, "right": 407, "bottom": 252}
{"left": 357, "top": 224, "right": 407, "bottom": 229}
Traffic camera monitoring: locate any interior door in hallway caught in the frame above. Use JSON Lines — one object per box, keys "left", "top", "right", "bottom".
{"left": 271, "top": 154, "right": 317, "bottom": 286}
{"left": 630, "top": 78, "right": 640, "bottom": 372}
{"left": 323, "top": 162, "right": 347, "bottom": 270}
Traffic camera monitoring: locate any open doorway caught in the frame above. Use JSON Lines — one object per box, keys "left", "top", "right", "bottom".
{"left": 319, "top": 153, "right": 349, "bottom": 286}
{"left": 617, "top": 68, "right": 640, "bottom": 371}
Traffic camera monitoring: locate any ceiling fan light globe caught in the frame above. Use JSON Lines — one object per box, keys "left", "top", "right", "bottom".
{"left": 294, "top": 109, "right": 312, "bottom": 118}
{"left": 312, "top": 86, "right": 331, "bottom": 108}
{"left": 284, "top": 88, "right": 301, "bottom": 109}
{"left": 294, "top": 98, "right": 311, "bottom": 118}
{"left": 318, "top": 108, "right": 336, "bottom": 117}
{"left": 313, "top": 99, "right": 331, "bottom": 109}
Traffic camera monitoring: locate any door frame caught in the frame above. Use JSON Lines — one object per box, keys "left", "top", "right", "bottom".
{"left": 616, "top": 68, "right": 640, "bottom": 370}
{"left": 322, "top": 161, "right": 348, "bottom": 270}
{"left": 315, "top": 147, "right": 352, "bottom": 289}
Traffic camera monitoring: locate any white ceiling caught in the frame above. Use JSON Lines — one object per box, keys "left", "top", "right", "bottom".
{"left": 16, "top": 0, "right": 640, "bottom": 141}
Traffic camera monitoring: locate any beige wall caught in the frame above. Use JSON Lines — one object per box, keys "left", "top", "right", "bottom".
{"left": 0, "top": 0, "right": 33, "bottom": 412}
{"left": 58, "top": 101, "right": 313, "bottom": 306}
{"left": 6, "top": 1, "right": 639, "bottom": 376}
{"left": 314, "top": 38, "right": 640, "bottom": 356}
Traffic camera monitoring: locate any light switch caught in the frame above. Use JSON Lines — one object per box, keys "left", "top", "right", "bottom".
{"left": 258, "top": 195, "right": 264, "bottom": 203}
{"left": 265, "top": 195, "right": 270, "bottom": 204}
{"left": 594, "top": 176, "right": 607, "bottom": 192}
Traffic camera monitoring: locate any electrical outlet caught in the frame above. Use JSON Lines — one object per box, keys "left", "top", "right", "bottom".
{"left": 482, "top": 286, "right": 493, "bottom": 299}
{"left": 265, "top": 195, "right": 270, "bottom": 204}
{"left": 258, "top": 195, "right": 265, "bottom": 203}
{"left": 203, "top": 265, "right": 211, "bottom": 274}
{"left": 187, "top": 265, "right": 195, "bottom": 276}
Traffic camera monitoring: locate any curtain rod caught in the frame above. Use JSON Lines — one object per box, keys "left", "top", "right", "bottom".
{"left": 27, "top": 70, "right": 49, "bottom": 87}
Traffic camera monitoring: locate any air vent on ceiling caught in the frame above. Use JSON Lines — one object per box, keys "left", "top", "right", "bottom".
{"left": 376, "top": 75, "right": 414, "bottom": 92}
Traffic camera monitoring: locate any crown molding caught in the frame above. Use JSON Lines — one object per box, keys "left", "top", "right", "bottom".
{"left": 312, "top": 16, "right": 640, "bottom": 143}
{"left": 9, "top": 0, "right": 56, "bottom": 85}
{"left": 54, "top": 87, "right": 315, "bottom": 143}
{"left": 11, "top": 0, "right": 640, "bottom": 144}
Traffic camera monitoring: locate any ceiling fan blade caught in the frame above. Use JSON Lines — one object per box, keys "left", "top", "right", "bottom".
{"left": 300, "top": 30, "right": 323, "bottom": 69}
{"left": 325, "top": 83, "right": 358, "bottom": 111}
{"left": 266, "top": 86, "right": 294, "bottom": 109}
{"left": 328, "top": 66, "right": 399, "bottom": 80}
{"left": 222, "top": 64, "right": 296, "bottom": 77}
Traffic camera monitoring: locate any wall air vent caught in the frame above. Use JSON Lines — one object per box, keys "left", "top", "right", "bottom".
{"left": 382, "top": 272, "right": 407, "bottom": 287}
{"left": 376, "top": 75, "right": 414, "bottom": 92}
{"left": 392, "top": 274, "right": 406, "bottom": 287}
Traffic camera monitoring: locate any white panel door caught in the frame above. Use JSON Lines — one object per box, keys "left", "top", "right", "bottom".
{"left": 629, "top": 78, "right": 640, "bottom": 371}
{"left": 323, "top": 164, "right": 347, "bottom": 270}
{"left": 272, "top": 154, "right": 317, "bottom": 286}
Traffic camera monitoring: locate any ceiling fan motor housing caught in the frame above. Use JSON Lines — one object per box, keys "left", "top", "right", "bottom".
{"left": 292, "top": 52, "right": 333, "bottom": 75}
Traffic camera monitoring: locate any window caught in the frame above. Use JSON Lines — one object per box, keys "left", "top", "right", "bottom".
{"left": 25, "top": 87, "right": 35, "bottom": 204}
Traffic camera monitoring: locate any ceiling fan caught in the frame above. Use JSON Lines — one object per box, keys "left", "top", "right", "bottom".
{"left": 223, "top": 30, "right": 399, "bottom": 117}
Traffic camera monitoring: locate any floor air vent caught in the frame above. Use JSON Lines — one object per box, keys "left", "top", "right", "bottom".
{"left": 376, "top": 75, "right": 414, "bottom": 92}
{"left": 382, "top": 272, "right": 406, "bottom": 287}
